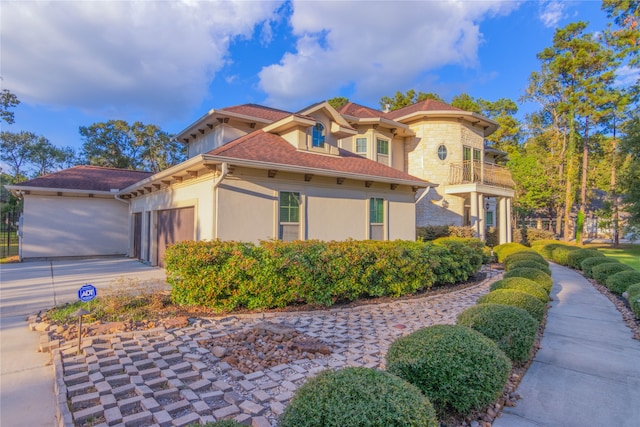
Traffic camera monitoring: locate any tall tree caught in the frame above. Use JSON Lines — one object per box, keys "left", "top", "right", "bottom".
{"left": 602, "top": 0, "right": 640, "bottom": 67}
{"left": 450, "top": 93, "right": 482, "bottom": 113}
{"left": 0, "top": 87, "right": 20, "bottom": 124}
{"left": 328, "top": 97, "right": 349, "bottom": 110}
{"left": 379, "top": 90, "right": 443, "bottom": 111}
{"left": 618, "top": 115, "right": 640, "bottom": 239}
{"left": 0, "top": 131, "right": 36, "bottom": 180}
{"left": 80, "top": 120, "right": 185, "bottom": 172}
{"left": 0, "top": 131, "right": 74, "bottom": 179}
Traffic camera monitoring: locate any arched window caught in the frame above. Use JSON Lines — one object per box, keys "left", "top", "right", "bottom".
{"left": 312, "top": 123, "right": 325, "bottom": 147}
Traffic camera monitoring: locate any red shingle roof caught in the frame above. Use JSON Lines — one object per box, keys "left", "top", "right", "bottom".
{"left": 207, "top": 131, "right": 428, "bottom": 184}
{"left": 13, "top": 166, "right": 153, "bottom": 192}
{"left": 383, "top": 99, "right": 464, "bottom": 120}
{"left": 220, "top": 104, "right": 292, "bottom": 122}
{"left": 338, "top": 102, "right": 386, "bottom": 119}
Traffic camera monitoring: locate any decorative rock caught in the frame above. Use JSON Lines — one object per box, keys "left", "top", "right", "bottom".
{"left": 212, "top": 346, "right": 227, "bottom": 358}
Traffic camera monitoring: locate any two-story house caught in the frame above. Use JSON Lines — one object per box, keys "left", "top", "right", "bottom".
{"left": 7, "top": 99, "right": 515, "bottom": 263}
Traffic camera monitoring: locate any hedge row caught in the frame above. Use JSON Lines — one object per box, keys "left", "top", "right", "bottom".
{"left": 165, "top": 239, "right": 484, "bottom": 312}
{"left": 627, "top": 284, "right": 640, "bottom": 318}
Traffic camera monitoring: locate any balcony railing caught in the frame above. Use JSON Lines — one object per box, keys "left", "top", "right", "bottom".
{"left": 449, "top": 161, "right": 515, "bottom": 189}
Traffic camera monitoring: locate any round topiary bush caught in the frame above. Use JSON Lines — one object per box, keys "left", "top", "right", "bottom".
{"left": 505, "top": 260, "right": 551, "bottom": 275}
{"left": 386, "top": 325, "right": 511, "bottom": 416}
{"left": 550, "top": 245, "right": 580, "bottom": 266}
{"left": 591, "top": 262, "right": 634, "bottom": 284}
{"left": 456, "top": 303, "right": 538, "bottom": 363}
{"left": 490, "top": 277, "right": 549, "bottom": 303}
{"left": 604, "top": 270, "right": 640, "bottom": 295}
{"left": 279, "top": 367, "right": 438, "bottom": 427}
{"left": 493, "top": 243, "right": 531, "bottom": 262}
{"left": 626, "top": 283, "right": 640, "bottom": 319}
{"left": 580, "top": 257, "right": 618, "bottom": 278}
{"left": 477, "top": 289, "right": 546, "bottom": 321}
{"left": 503, "top": 252, "right": 547, "bottom": 269}
{"left": 503, "top": 267, "right": 553, "bottom": 293}
{"left": 567, "top": 249, "right": 605, "bottom": 270}
{"left": 533, "top": 242, "right": 568, "bottom": 260}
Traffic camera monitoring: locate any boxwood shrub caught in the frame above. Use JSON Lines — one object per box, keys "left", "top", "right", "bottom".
{"left": 580, "top": 257, "right": 619, "bottom": 278}
{"left": 490, "top": 277, "right": 549, "bottom": 303}
{"left": 591, "top": 262, "right": 634, "bottom": 284}
{"left": 503, "top": 252, "right": 546, "bottom": 269}
{"left": 457, "top": 303, "right": 538, "bottom": 363}
{"left": 477, "top": 289, "right": 546, "bottom": 321}
{"left": 533, "top": 242, "right": 571, "bottom": 260}
{"left": 505, "top": 260, "right": 551, "bottom": 275}
{"left": 279, "top": 367, "right": 438, "bottom": 427}
{"left": 550, "top": 245, "right": 580, "bottom": 266}
{"left": 627, "top": 283, "right": 640, "bottom": 319}
{"left": 503, "top": 267, "right": 553, "bottom": 293}
{"left": 604, "top": 270, "right": 640, "bottom": 295}
{"left": 165, "top": 239, "right": 484, "bottom": 312}
{"left": 567, "top": 249, "right": 605, "bottom": 270}
{"left": 493, "top": 243, "right": 532, "bottom": 263}
{"left": 386, "top": 325, "right": 511, "bottom": 416}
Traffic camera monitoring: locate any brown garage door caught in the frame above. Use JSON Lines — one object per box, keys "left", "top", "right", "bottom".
{"left": 156, "top": 207, "right": 194, "bottom": 268}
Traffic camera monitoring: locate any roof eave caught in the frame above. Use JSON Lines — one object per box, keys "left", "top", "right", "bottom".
{"left": 391, "top": 110, "right": 499, "bottom": 136}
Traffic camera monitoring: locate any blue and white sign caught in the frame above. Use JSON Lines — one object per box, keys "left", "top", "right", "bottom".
{"left": 78, "top": 284, "right": 97, "bottom": 302}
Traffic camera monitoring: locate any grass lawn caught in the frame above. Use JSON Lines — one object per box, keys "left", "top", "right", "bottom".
{"left": 585, "top": 243, "right": 640, "bottom": 271}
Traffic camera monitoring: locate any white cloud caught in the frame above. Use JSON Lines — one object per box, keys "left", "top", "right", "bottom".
{"left": 615, "top": 65, "right": 640, "bottom": 87}
{"left": 0, "top": 0, "right": 282, "bottom": 120}
{"left": 258, "top": 0, "right": 520, "bottom": 109}
{"left": 539, "top": 0, "right": 565, "bottom": 28}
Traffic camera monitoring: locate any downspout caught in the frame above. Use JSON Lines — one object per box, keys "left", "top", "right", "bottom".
{"left": 212, "top": 162, "right": 229, "bottom": 239}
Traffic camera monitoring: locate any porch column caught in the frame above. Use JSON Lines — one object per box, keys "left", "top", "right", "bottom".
{"left": 506, "top": 197, "right": 513, "bottom": 243}
{"left": 470, "top": 191, "right": 479, "bottom": 237}
{"left": 478, "top": 194, "right": 486, "bottom": 241}
{"left": 499, "top": 197, "right": 508, "bottom": 244}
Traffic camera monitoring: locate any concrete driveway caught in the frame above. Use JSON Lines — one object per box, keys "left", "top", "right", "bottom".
{"left": 0, "top": 257, "right": 166, "bottom": 427}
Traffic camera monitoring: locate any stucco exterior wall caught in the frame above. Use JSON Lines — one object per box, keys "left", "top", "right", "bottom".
{"left": 20, "top": 195, "right": 129, "bottom": 259}
{"left": 187, "top": 123, "right": 254, "bottom": 157}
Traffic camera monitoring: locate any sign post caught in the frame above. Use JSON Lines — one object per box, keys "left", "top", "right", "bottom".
{"left": 76, "top": 284, "right": 97, "bottom": 354}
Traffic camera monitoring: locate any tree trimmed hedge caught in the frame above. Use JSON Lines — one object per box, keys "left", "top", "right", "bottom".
{"left": 591, "top": 262, "right": 634, "bottom": 284}
{"left": 477, "top": 289, "right": 546, "bottom": 321}
{"left": 627, "top": 283, "right": 640, "bottom": 319}
{"left": 279, "top": 367, "right": 438, "bottom": 427}
{"left": 165, "top": 239, "right": 484, "bottom": 312}
{"left": 505, "top": 260, "right": 551, "bottom": 275}
{"left": 503, "top": 252, "right": 546, "bottom": 270}
{"left": 581, "top": 257, "right": 620, "bottom": 278}
{"left": 550, "top": 245, "right": 580, "bottom": 266}
{"left": 386, "top": 325, "right": 511, "bottom": 416}
{"left": 567, "top": 249, "right": 605, "bottom": 269}
{"left": 490, "top": 277, "right": 549, "bottom": 303}
{"left": 503, "top": 268, "right": 553, "bottom": 293}
{"left": 601, "top": 269, "right": 640, "bottom": 294}
{"left": 457, "top": 304, "right": 538, "bottom": 363}
{"left": 493, "top": 243, "right": 533, "bottom": 263}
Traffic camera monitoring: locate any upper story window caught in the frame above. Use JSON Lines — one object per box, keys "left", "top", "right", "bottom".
{"left": 356, "top": 137, "right": 367, "bottom": 154}
{"left": 376, "top": 138, "right": 389, "bottom": 155}
{"left": 437, "top": 144, "right": 447, "bottom": 161}
{"left": 312, "top": 123, "right": 325, "bottom": 148}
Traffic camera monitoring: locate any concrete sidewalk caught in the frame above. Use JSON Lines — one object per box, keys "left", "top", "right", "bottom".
{"left": 0, "top": 258, "right": 166, "bottom": 427}
{"left": 494, "top": 263, "right": 640, "bottom": 427}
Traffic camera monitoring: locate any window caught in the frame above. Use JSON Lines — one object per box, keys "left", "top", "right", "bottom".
{"left": 370, "top": 198, "right": 384, "bottom": 240}
{"left": 356, "top": 137, "right": 367, "bottom": 154}
{"left": 279, "top": 192, "right": 300, "bottom": 241}
{"left": 437, "top": 144, "right": 447, "bottom": 161}
{"left": 486, "top": 211, "right": 494, "bottom": 227}
{"left": 376, "top": 138, "right": 389, "bottom": 155}
{"left": 312, "top": 123, "right": 325, "bottom": 147}
{"left": 473, "top": 148, "right": 481, "bottom": 161}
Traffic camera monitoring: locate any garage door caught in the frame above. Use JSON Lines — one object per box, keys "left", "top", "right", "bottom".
{"left": 132, "top": 213, "right": 142, "bottom": 260}
{"left": 156, "top": 207, "right": 194, "bottom": 268}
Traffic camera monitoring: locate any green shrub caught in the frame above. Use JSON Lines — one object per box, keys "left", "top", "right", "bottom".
{"left": 604, "top": 270, "right": 640, "bottom": 295}
{"left": 490, "top": 277, "right": 549, "bottom": 302}
{"left": 386, "top": 325, "right": 511, "bottom": 416}
{"left": 505, "top": 260, "right": 551, "bottom": 275}
{"left": 503, "top": 268, "right": 553, "bottom": 293}
{"left": 457, "top": 303, "right": 538, "bottom": 363}
{"left": 279, "top": 367, "right": 438, "bottom": 427}
{"left": 529, "top": 239, "right": 560, "bottom": 247}
{"left": 591, "top": 262, "right": 634, "bottom": 284}
{"left": 477, "top": 289, "right": 546, "bottom": 321}
{"left": 550, "top": 245, "right": 580, "bottom": 266}
{"left": 503, "top": 251, "right": 546, "bottom": 269}
{"left": 581, "top": 257, "right": 619, "bottom": 278}
{"left": 493, "top": 243, "right": 531, "bottom": 262}
{"left": 567, "top": 249, "right": 605, "bottom": 270}
{"left": 626, "top": 283, "right": 640, "bottom": 319}
{"left": 534, "top": 242, "right": 572, "bottom": 260}
{"left": 416, "top": 225, "right": 450, "bottom": 241}
{"left": 526, "top": 228, "right": 557, "bottom": 244}
{"left": 165, "top": 239, "right": 484, "bottom": 312}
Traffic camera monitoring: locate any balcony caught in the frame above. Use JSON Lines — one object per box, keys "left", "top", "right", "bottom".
{"left": 448, "top": 161, "right": 515, "bottom": 189}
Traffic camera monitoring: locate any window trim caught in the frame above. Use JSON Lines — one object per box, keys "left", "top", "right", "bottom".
{"left": 355, "top": 137, "right": 368, "bottom": 154}
{"left": 312, "top": 123, "right": 325, "bottom": 148}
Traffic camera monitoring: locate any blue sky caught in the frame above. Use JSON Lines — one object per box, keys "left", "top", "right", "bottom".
{"left": 1, "top": 1, "right": 616, "bottom": 157}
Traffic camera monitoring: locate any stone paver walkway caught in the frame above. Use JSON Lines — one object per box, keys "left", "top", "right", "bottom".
{"left": 51, "top": 275, "right": 498, "bottom": 427}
